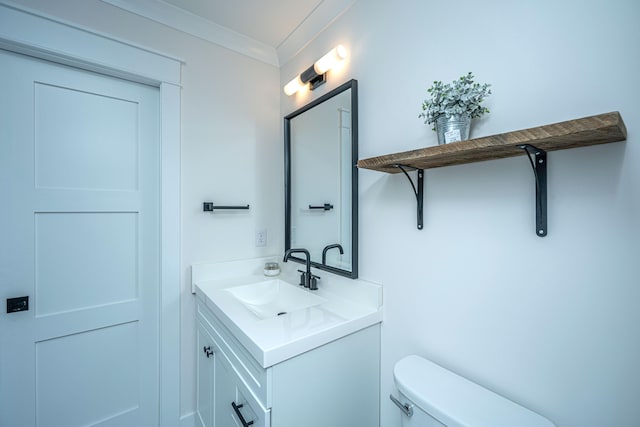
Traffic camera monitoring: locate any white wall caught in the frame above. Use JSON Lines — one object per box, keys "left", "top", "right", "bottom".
{"left": 3, "top": 0, "right": 282, "bottom": 419}
{"left": 281, "top": 0, "right": 640, "bottom": 426}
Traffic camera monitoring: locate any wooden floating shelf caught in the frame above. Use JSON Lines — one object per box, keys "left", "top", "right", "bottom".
{"left": 357, "top": 112, "right": 627, "bottom": 235}
{"left": 357, "top": 111, "right": 627, "bottom": 173}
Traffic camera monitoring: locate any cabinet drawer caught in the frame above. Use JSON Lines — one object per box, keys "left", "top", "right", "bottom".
{"left": 198, "top": 302, "right": 270, "bottom": 407}
{"left": 217, "top": 349, "right": 271, "bottom": 427}
{"left": 231, "top": 384, "right": 270, "bottom": 427}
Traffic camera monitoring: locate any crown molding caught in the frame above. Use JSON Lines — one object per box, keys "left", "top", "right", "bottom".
{"left": 276, "top": 0, "right": 357, "bottom": 67}
{"left": 100, "top": 0, "right": 279, "bottom": 66}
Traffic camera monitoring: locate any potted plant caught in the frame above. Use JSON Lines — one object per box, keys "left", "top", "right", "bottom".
{"left": 419, "top": 72, "right": 491, "bottom": 145}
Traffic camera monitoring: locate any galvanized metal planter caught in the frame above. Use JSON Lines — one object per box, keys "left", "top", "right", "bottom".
{"left": 435, "top": 114, "right": 471, "bottom": 145}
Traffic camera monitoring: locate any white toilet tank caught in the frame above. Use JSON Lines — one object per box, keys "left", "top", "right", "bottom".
{"left": 392, "top": 355, "right": 555, "bottom": 427}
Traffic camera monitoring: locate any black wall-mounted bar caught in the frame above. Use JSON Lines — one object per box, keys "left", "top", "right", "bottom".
{"left": 203, "top": 202, "right": 250, "bottom": 212}
{"left": 308, "top": 203, "right": 334, "bottom": 211}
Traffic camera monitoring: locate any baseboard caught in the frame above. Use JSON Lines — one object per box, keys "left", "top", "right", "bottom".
{"left": 180, "top": 412, "right": 195, "bottom": 427}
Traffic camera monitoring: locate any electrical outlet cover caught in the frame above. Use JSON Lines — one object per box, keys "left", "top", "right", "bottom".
{"left": 255, "top": 229, "right": 267, "bottom": 247}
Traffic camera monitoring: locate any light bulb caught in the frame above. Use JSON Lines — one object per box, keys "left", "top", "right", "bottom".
{"left": 313, "top": 45, "right": 347, "bottom": 75}
{"left": 283, "top": 75, "right": 305, "bottom": 96}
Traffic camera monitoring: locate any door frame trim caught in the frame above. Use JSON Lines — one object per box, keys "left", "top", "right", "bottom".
{"left": 0, "top": 3, "right": 181, "bottom": 425}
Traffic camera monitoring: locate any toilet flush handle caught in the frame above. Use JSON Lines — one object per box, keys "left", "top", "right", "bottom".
{"left": 390, "top": 394, "right": 413, "bottom": 417}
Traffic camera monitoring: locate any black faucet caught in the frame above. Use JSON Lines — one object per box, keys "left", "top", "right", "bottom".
{"left": 283, "top": 248, "right": 319, "bottom": 290}
{"left": 321, "top": 243, "right": 344, "bottom": 265}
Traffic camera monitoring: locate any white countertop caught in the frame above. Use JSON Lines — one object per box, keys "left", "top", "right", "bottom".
{"left": 192, "top": 257, "right": 383, "bottom": 367}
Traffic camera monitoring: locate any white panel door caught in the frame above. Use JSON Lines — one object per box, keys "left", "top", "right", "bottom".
{"left": 0, "top": 49, "right": 160, "bottom": 426}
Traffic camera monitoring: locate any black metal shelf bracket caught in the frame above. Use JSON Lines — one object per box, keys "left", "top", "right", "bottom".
{"left": 395, "top": 164, "right": 424, "bottom": 230}
{"left": 519, "top": 144, "right": 547, "bottom": 237}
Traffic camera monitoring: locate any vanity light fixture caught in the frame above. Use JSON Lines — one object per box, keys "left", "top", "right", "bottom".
{"left": 283, "top": 45, "right": 347, "bottom": 96}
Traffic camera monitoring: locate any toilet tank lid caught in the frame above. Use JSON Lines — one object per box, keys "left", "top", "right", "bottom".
{"left": 393, "top": 355, "right": 555, "bottom": 427}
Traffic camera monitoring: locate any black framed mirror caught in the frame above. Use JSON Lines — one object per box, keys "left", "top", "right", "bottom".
{"left": 284, "top": 79, "right": 358, "bottom": 278}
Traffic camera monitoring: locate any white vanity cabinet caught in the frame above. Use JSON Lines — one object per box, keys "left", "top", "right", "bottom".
{"left": 197, "top": 314, "right": 269, "bottom": 427}
{"left": 196, "top": 300, "right": 381, "bottom": 427}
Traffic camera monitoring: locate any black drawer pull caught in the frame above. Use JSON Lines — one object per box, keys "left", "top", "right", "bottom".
{"left": 231, "top": 401, "right": 254, "bottom": 426}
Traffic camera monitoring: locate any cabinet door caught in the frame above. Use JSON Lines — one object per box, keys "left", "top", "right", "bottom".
{"left": 196, "top": 323, "right": 215, "bottom": 427}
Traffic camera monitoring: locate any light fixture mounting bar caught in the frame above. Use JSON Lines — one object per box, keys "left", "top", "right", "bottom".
{"left": 300, "top": 64, "right": 327, "bottom": 90}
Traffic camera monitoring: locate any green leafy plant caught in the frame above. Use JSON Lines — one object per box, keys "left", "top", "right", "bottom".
{"left": 419, "top": 72, "right": 491, "bottom": 130}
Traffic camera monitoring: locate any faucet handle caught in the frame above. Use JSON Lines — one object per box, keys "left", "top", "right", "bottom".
{"left": 309, "top": 275, "right": 319, "bottom": 291}
{"left": 296, "top": 269, "right": 307, "bottom": 287}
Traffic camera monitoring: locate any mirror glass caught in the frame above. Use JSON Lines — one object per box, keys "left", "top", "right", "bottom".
{"left": 285, "top": 79, "right": 358, "bottom": 278}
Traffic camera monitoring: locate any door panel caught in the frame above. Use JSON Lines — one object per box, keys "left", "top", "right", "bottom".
{"left": 0, "top": 49, "right": 160, "bottom": 426}
{"left": 34, "top": 81, "right": 139, "bottom": 191}
{"left": 35, "top": 212, "right": 138, "bottom": 316}
{"left": 35, "top": 322, "right": 140, "bottom": 426}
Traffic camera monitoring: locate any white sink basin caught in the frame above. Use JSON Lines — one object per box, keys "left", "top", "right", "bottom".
{"left": 224, "top": 279, "right": 327, "bottom": 320}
